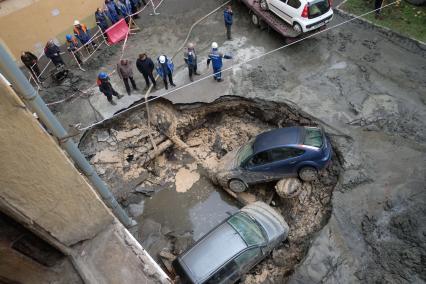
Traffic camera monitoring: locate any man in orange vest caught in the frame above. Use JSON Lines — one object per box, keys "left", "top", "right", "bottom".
{"left": 73, "top": 20, "right": 96, "bottom": 47}
{"left": 65, "top": 34, "right": 82, "bottom": 65}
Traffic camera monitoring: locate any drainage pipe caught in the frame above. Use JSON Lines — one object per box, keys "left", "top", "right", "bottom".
{"left": 0, "top": 43, "right": 135, "bottom": 228}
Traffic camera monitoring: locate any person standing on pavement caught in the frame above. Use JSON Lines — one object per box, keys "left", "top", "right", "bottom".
{"left": 118, "top": 0, "right": 132, "bottom": 23}
{"left": 136, "top": 53, "right": 157, "bottom": 89}
{"left": 105, "top": 0, "right": 120, "bottom": 24}
{"left": 156, "top": 55, "right": 176, "bottom": 90}
{"left": 117, "top": 59, "right": 138, "bottom": 95}
{"left": 44, "top": 40, "right": 65, "bottom": 67}
{"left": 374, "top": 0, "right": 384, "bottom": 19}
{"left": 224, "top": 5, "right": 233, "bottom": 40}
{"left": 65, "top": 34, "right": 83, "bottom": 65}
{"left": 184, "top": 42, "right": 200, "bottom": 82}
{"left": 95, "top": 8, "right": 110, "bottom": 32}
{"left": 98, "top": 72, "right": 123, "bottom": 105}
{"left": 73, "top": 20, "right": 96, "bottom": 47}
{"left": 207, "top": 42, "right": 232, "bottom": 82}
{"left": 21, "top": 51, "right": 41, "bottom": 79}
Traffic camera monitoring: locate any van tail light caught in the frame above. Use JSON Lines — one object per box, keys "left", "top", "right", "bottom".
{"left": 301, "top": 4, "right": 309, "bottom": 18}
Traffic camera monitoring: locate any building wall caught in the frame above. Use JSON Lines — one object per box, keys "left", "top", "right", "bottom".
{"left": 0, "top": 80, "right": 171, "bottom": 283}
{"left": 0, "top": 0, "right": 104, "bottom": 59}
{"left": 0, "top": 80, "right": 114, "bottom": 246}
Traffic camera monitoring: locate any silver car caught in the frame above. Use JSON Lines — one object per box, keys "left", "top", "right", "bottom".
{"left": 173, "top": 202, "right": 289, "bottom": 284}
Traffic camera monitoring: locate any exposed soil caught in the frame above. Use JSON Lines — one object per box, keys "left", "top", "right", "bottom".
{"left": 79, "top": 96, "right": 341, "bottom": 281}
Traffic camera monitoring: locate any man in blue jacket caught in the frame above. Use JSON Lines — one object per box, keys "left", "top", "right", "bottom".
{"left": 156, "top": 55, "right": 176, "bottom": 90}
{"left": 224, "top": 5, "right": 233, "bottom": 40}
{"left": 95, "top": 8, "right": 110, "bottom": 31}
{"left": 207, "top": 42, "right": 232, "bottom": 82}
{"left": 183, "top": 42, "right": 200, "bottom": 82}
{"left": 105, "top": 0, "right": 120, "bottom": 24}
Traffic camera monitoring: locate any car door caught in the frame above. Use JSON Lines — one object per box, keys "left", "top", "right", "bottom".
{"left": 267, "top": 147, "right": 306, "bottom": 178}
{"left": 269, "top": 0, "right": 292, "bottom": 23}
{"left": 205, "top": 259, "right": 240, "bottom": 284}
{"left": 242, "top": 150, "right": 276, "bottom": 184}
{"left": 234, "top": 247, "right": 263, "bottom": 277}
{"left": 284, "top": 0, "right": 303, "bottom": 23}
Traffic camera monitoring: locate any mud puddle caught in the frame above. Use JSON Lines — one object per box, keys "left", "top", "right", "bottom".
{"left": 79, "top": 96, "right": 342, "bottom": 281}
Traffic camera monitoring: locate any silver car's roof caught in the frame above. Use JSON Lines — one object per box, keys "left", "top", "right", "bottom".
{"left": 180, "top": 222, "right": 247, "bottom": 282}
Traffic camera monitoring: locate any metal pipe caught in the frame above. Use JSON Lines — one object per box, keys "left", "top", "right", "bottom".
{"left": 0, "top": 43, "right": 135, "bottom": 228}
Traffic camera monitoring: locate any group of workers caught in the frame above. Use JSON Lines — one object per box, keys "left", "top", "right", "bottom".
{"left": 98, "top": 38, "right": 233, "bottom": 105}
{"left": 22, "top": 0, "right": 149, "bottom": 79}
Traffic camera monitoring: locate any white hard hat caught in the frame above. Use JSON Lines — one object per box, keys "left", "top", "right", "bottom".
{"left": 187, "top": 42, "right": 194, "bottom": 49}
{"left": 74, "top": 20, "right": 80, "bottom": 25}
{"left": 211, "top": 42, "right": 218, "bottom": 49}
{"left": 159, "top": 55, "right": 166, "bottom": 64}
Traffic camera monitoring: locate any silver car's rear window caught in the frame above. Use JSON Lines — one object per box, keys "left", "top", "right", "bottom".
{"left": 227, "top": 212, "right": 266, "bottom": 246}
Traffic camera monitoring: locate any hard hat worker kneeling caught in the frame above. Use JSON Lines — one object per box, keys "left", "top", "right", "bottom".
{"left": 207, "top": 42, "right": 232, "bottom": 82}
{"left": 97, "top": 72, "right": 123, "bottom": 105}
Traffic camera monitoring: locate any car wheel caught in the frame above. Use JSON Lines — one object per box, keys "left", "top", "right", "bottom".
{"left": 251, "top": 14, "right": 260, "bottom": 26}
{"left": 260, "top": 0, "right": 269, "bottom": 10}
{"left": 293, "top": 22, "right": 303, "bottom": 34}
{"left": 298, "top": 167, "right": 318, "bottom": 182}
{"left": 229, "top": 179, "right": 247, "bottom": 193}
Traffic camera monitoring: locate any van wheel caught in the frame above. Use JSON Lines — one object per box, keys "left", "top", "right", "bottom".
{"left": 298, "top": 167, "right": 318, "bottom": 182}
{"left": 229, "top": 179, "right": 247, "bottom": 193}
{"left": 251, "top": 14, "right": 260, "bottom": 26}
{"left": 260, "top": 0, "right": 269, "bottom": 10}
{"left": 293, "top": 22, "right": 303, "bottom": 34}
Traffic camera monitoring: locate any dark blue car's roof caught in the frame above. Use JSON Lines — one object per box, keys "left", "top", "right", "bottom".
{"left": 253, "top": 127, "right": 302, "bottom": 153}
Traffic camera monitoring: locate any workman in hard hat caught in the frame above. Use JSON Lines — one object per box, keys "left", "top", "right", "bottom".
{"left": 117, "top": 59, "right": 138, "bottom": 95}
{"left": 44, "top": 40, "right": 65, "bottom": 67}
{"left": 207, "top": 42, "right": 232, "bottom": 82}
{"left": 224, "top": 5, "right": 233, "bottom": 40}
{"left": 95, "top": 8, "right": 110, "bottom": 32}
{"left": 65, "top": 34, "right": 83, "bottom": 65}
{"left": 97, "top": 72, "right": 123, "bottom": 105}
{"left": 73, "top": 20, "right": 95, "bottom": 47}
{"left": 184, "top": 42, "right": 200, "bottom": 82}
{"left": 156, "top": 55, "right": 176, "bottom": 90}
{"left": 105, "top": 0, "right": 120, "bottom": 24}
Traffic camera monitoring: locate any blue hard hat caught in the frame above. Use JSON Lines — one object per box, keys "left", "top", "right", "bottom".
{"left": 66, "top": 34, "right": 72, "bottom": 41}
{"left": 98, "top": 72, "right": 108, "bottom": 79}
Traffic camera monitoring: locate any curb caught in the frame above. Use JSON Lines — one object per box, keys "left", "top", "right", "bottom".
{"left": 334, "top": 5, "right": 426, "bottom": 54}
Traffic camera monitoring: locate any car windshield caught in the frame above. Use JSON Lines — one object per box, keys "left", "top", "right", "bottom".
{"left": 303, "top": 127, "right": 323, "bottom": 148}
{"left": 227, "top": 212, "right": 266, "bottom": 246}
{"left": 236, "top": 140, "right": 254, "bottom": 166}
{"left": 308, "top": 0, "right": 330, "bottom": 19}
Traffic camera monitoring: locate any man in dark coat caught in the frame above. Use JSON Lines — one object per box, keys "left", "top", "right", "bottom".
{"left": 95, "top": 8, "right": 110, "bottom": 31}
{"left": 183, "top": 42, "right": 200, "bottom": 82}
{"left": 21, "top": 51, "right": 41, "bottom": 79}
{"left": 105, "top": 0, "right": 120, "bottom": 24}
{"left": 98, "top": 72, "right": 123, "bottom": 105}
{"left": 44, "top": 40, "right": 65, "bottom": 67}
{"left": 136, "top": 53, "right": 157, "bottom": 89}
{"left": 224, "top": 5, "right": 233, "bottom": 40}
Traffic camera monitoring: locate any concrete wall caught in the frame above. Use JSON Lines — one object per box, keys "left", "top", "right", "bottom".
{"left": 0, "top": 81, "right": 114, "bottom": 246}
{"left": 0, "top": 0, "right": 104, "bottom": 59}
{"left": 0, "top": 81, "right": 171, "bottom": 283}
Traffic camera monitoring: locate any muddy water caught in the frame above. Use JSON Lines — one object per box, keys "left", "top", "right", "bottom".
{"left": 139, "top": 170, "right": 239, "bottom": 241}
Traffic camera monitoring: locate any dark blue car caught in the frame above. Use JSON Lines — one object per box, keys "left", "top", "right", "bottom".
{"left": 216, "top": 127, "right": 332, "bottom": 192}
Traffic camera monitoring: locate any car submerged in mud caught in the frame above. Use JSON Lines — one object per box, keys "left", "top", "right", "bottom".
{"left": 216, "top": 126, "right": 332, "bottom": 192}
{"left": 173, "top": 201, "right": 289, "bottom": 284}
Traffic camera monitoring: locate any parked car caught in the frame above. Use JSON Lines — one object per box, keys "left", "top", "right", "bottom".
{"left": 259, "top": 0, "right": 333, "bottom": 33}
{"left": 173, "top": 201, "right": 289, "bottom": 284}
{"left": 216, "top": 126, "right": 332, "bottom": 192}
